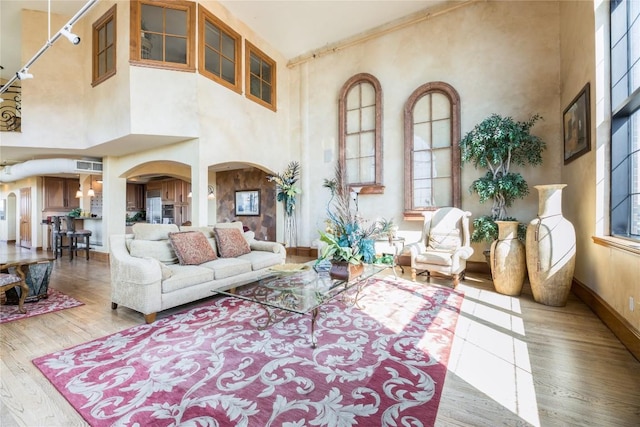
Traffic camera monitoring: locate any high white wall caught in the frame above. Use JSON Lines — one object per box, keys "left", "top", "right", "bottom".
{"left": 290, "top": 0, "right": 563, "bottom": 256}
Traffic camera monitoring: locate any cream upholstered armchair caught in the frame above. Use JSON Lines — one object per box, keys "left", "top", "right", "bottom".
{"left": 405, "top": 207, "right": 474, "bottom": 286}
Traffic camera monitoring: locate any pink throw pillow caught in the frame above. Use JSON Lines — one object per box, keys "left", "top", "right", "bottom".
{"left": 169, "top": 231, "right": 218, "bottom": 265}
{"left": 214, "top": 227, "right": 251, "bottom": 258}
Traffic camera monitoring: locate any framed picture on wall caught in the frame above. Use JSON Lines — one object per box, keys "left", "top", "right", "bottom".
{"left": 235, "top": 190, "right": 260, "bottom": 216}
{"left": 563, "top": 82, "right": 591, "bottom": 164}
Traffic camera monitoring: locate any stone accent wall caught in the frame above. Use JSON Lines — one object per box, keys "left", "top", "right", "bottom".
{"left": 216, "top": 168, "right": 276, "bottom": 242}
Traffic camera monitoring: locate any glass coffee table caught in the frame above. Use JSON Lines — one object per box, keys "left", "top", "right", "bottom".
{"left": 216, "top": 262, "right": 387, "bottom": 347}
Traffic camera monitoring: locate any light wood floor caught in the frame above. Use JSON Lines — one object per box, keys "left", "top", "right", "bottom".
{"left": 1, "top": 242, "right": 639, "bottom": 427}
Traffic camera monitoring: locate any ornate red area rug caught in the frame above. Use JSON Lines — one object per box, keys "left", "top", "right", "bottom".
{"left": 0, "top": 288, "right": 83, "bottom": 324}
{"left": 33, "top": 277, "right": 463, "bottom": 426}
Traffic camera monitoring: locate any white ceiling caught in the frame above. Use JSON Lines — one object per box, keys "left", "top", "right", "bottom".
{"left": 0, "top": 0, "right": 446, "bottom": 165}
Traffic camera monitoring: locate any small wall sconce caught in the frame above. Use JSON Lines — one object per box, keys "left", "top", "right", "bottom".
{"left": 186, "top": 185, "right": 215, "bottom": 199}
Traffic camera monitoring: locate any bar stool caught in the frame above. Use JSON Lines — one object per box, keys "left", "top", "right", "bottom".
{"left": 67, "top": 230, "right": 92, "bottom": 260}
{"left": 52, "top": 216, "right": 66, "bottom": 259}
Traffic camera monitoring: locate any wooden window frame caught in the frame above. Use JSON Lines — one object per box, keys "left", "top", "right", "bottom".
{"left": 338, "top": 73, "right": 384, "bottom": 194}
{"left": 129, "top": 0, "right": 196, "bottom": 72}
{"left": 92, "top": 4, "right": 117, "bottom": 86}
{"left": 403, "top": 82, "right": 461, "bottom": 219}
{"left": 198, "top": 6, "right": 241, "bottom": 93}
{"left": 245, "top": 40, "right": 277, "bottom": 111}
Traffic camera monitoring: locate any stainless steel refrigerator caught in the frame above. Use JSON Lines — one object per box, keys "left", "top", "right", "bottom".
{"left": 146, "top": 190, "right": 162, "bottom": 224}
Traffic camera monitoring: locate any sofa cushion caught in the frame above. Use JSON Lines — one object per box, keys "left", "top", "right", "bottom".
{"left": 237, "top": 251, "right": 284, "bottom": 271}
{"left": 130, "top": 239, "right": 178, "bottom": 264}
{"left": 162, "top": 265, "right": 214, "bottom": 293}
{"left": 214, "top": 227, "right": 251, "bottom": 258}
{"left": 132, "top": 223, "right": 179, "bottom": 240}
{"left": 199, "top": 258, "right": 252, "bottom": 280}
{"left": 169, "top": 231, "right": 218, "bottom": 265}
{"left": 415, "top": 251, "right": 453, "bottom": 266}
{"left": 180, "top": 226, "right": 215, "bottom": 238}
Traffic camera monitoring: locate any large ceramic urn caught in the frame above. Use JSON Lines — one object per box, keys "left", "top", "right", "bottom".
{"left": 526, "top": 184, "right": 576, "bottom": 306}
{"left": 490, "top": 221, "right": 526, "bottom": 296}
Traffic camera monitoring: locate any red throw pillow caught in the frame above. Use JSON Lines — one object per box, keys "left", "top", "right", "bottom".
{"left": 168, "top": 231, "right": 218, "bottom": 265}
{"left": 214, "top": 227, "right": 251, "bottom": 258}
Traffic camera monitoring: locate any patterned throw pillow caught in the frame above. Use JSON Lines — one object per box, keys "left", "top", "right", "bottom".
{"left": 168, "top": 231, "right": 218, "bottom": 265}
{"left": 214, "top": 227, "right": 251, "bottom": 258}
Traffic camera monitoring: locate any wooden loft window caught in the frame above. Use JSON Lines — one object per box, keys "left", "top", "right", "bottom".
{"left": 403, "top": 82, "right": 461, "bottom": 219}
{"left": 199, "top": 6, "right": 241, "bottom": 93}
{"left": 129, "top": 0, "right": 196, "bottom": 72}
{"left": 245, "top": 40, "right": 276, "bottom": 111}
{"left": 338, "top": 73, "right": 383, "bottom": 193}
{"left": 92, "top": 4, "right": 117, "bottom": 86}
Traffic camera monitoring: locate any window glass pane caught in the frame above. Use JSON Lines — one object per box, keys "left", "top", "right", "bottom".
{"left": 360, "top": 131, "right": 375, "bottom": 156}
{"left": 261, "top": 61, "right": 272, "bottom": 82}
{"left": 221, "top": 33, "right": 235, "bottom": 60}
{"left": 630, "top": 20, "right": 640, "bottom": 93}
{"left": 346, "top": 110, "right": 360, "bottom": 133}
{"left": 432, "top": 119, "right": 451, "bottom": 148}
{"left": 413, "top": 150, "right": 432, "bottom": 179}
{"left": 611, "top": 0, "right": 627, "bottom": 44}
{"left": 414, "top": 96, "right": 430, "bottom": 123}
{"left": 205, "top": 22, "right": 220, "bottom": 49}
{"left": 106, "top": 19, "right": 113, "bottom": 44}
{"left": 221, "top": 58, "right": 234, "bottom": 83}
{"left": 414, "top": 122, "right": 431, "bottom": 149}
{"left": 361, "top": 106, "right": 375, "bottom": 131}
{"left": 434, "top": 148, "right": 452, "bottom": 177}
{"left": 98, "top": 52, "right": 106, "bottom": 75}
{"left": 250, "top": 75, "right": 261, "bottom": 97}
{"left": 262, "top": 82, "right": 272, "bottom": 103}
{"left": 145, "top": 33, "right": 162, "bottom": 60}
{"left": 360, "top": 82, "right": 375, "bottom": 107}
{"left": 106, "top": 46, "right": 114, "bottom": 71}
{"left": 345, "top": 135, "right": 359, "bottom": 159}
{"left": 433, "top": 178, "right": 453, "bottom": 206}
{"left": 98, "top": 26, "right": 105, "bottom": 48}
{"left": 413, "top": 179, "right": 433, "bottom": 208}
{"left": 205, "top": 49, "right": 221, "bottom": 76}
{"left": 142, "top": 4, "right": 163, "bottom": 33}
{"left": 346, "top": 159, "right": 359, "bottom": 183}
{"left": 250, "top": 54, "right": 260, "bottom": 76}
{"left": 346, "top": 86, "right": 360, "bottom": 110}
{"left": 612, "top": 37, "right": 628, "bottom": 89}
{"left": 431, "top": 93, "right": 450, "bottom": 120}
{"left": 166, "top": 9, "right": 186, "bottom": 36}
{"left": 166, "top": 36, "right": 186, "bottom": 63}
{"left": 360, "top": 157, "right": 375, "bottom": 183}
{"left": 612, "top": 77, "right": 629, "bottom": 108}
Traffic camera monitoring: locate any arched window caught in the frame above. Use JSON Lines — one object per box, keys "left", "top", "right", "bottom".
{"left": 339, "top": 73, "right": 383, "bottom": 193}
{"left": 404, "top": 82, "right": 460, "bottom": 218}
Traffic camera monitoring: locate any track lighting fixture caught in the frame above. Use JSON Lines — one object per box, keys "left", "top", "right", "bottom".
{"left": 16, "top": 68, "right": 33, "bottom": 80}
{"left": 60, "top": 26, "right": 81, "bottom": 45}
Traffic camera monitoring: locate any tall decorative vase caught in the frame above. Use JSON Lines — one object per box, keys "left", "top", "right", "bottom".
{"left": 490, "top": 221, "right": 526, "bottom": 296}
{"left": 526, "top": 184, "right": 576, "bottom": 306}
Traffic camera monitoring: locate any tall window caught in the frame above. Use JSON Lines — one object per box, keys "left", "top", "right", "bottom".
{"left": 339, "top": 73, "right": 383, "bottom": 192}
{"left": 610, "top": 0, "right": 640, "bottom": 241}
{"left": 199, "top": 7, "right": 241, "bottom": 93}
{"left": 245, "top": 41, "right": 276, "bottom": 111}
{"left": 404, "top": 82, "right": 460, "bottom": 217}
{"left": 129, "top": 0, "right": 196, "bottom": 71}
{"left": 92, "top": 5, "right": 116, "bottom": 86}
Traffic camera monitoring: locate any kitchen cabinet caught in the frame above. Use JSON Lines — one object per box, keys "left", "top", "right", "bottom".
{"left": 126, "top": 183, "right": 145, "bottom": 211}
{"left": 44, "top": 177, "right": 80, "bottom": 210}
{"left": 161, "top": 180, "right": 175, "bottom": 203}
{"left": 146, "top": 180, "right": 162, "bottom": 192}
{"left": 175, "top": 203, "right": 191, "bottom": 226}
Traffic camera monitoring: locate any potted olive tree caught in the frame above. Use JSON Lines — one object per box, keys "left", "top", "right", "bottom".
{"left": 460, "top": 114, "right": 546, "bottom": 294}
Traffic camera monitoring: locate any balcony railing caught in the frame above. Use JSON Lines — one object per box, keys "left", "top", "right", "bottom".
{"left": 0, "top": 84, "right": 21, "bottom": 132}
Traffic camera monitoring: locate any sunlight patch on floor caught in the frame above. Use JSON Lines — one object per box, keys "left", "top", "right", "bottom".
{"left": 447, "top": 283, "right": 541, "bottom": 427}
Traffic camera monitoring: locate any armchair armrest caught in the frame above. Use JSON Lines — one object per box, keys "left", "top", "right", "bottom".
{"left": 405, "top": 241, "right": 427, "bottom": 259}
{"left": 454, "top": 245, "right": 474, "bottom": 261}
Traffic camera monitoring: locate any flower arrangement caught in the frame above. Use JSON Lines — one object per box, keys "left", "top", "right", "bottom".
{"left": 318, "top": 165, "right": 394, "bottom": 265}
{"left": 267, "top": 161, "right": 301, "bottom": 216}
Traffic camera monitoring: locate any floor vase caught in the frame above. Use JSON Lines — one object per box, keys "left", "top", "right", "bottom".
{"left": 490, "top": 221, "right": 526, "bottom": 296}
{"left": 526, "top": 184, "right": 576, "bottom": 306}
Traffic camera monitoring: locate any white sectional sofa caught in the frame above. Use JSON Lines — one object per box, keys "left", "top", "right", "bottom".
{"left": 109, "top": 222, "right": 286, "bottom": 323}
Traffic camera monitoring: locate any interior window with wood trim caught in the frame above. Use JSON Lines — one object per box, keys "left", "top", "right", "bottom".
{"left": 403, "top": 82, "right": 461, "bottom": 218}
{"left": 129, "top": 0, "right": 195, "bottom": 71}
{"left": 199, "top": 7, "right": 241, "bottom": 93}
{"left": 339, "top": 73, "right": 383, "bottom": 193}
{"left": 245, "top": 41, "right": 276, "bottom": 110}
{"left": 92, "top": 4, "right": 117, "bottom": 86}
